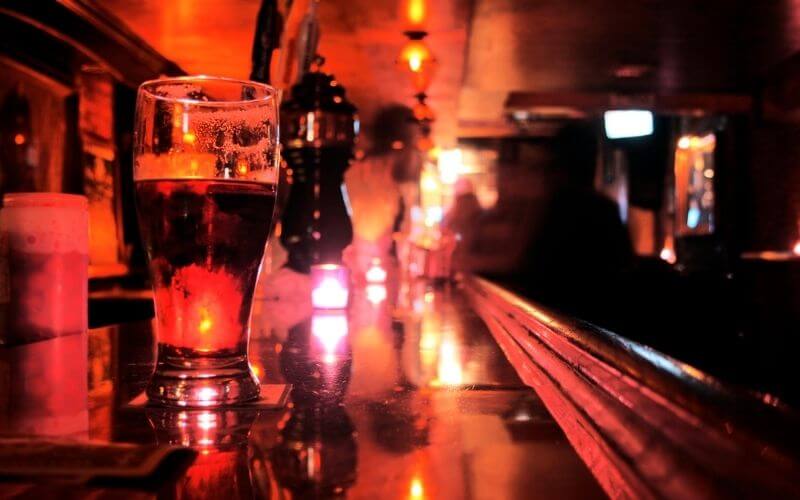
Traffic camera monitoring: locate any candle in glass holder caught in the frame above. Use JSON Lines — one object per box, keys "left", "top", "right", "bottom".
{"left": 310, "top": 264, "right": 349, "bottom": 309}
{"left": 0, "top": 193, "right": 88, "bottom": 345}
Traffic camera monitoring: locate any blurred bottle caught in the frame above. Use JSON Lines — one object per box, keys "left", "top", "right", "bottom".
{"left": 0, "top": 193, "right": 88, "bottom": 345}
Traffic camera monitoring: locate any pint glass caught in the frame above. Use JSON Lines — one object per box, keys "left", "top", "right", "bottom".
{"left": 134, "top": 76, "right": 279, "bottom": 406}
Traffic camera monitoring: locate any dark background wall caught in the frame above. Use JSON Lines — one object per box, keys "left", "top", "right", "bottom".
{"left": 745, "top": 121, "right": 800, "bottom": 251}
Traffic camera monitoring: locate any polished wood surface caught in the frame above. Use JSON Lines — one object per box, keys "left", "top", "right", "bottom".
{"left": 465, "top": 276, "right": 800, "bottom": 500}
{"left": 0, "top": 281, "right": 605, "bottom": 499}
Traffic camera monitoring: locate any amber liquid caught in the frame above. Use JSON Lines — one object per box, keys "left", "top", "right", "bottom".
{"left": 135, "top": 179, "right": 276, "bottom": 368}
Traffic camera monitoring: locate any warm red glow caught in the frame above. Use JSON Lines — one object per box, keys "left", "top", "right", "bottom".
{"left": 397, "top": 40, "right": 437, "bottom": 92}
{"left": 400, "top": 41, "right": 429, "bottom": 72}
{"left": 153, "top": 265, "right": 241, "bottom": 351}
{"left": 13, "top": 133, "right": 25, "bottom": 145}
{"left": 183, "top": 131, "right": 197, "bottom": 145}
{"left": 137, "top": 152, "right": 217, "bottom": 179}
{"left": 677, "top": 134, "right": 715, "bottom": 151}
{"left": 235, "top": 160, "right": 249, "bottom": 176}
{"left": 198, "top": 306, "right": 213, "bottom": 334}
{"left": 413, "top": 101, "right": 436, "bottom": 122}
{"left": 409, "top": 476, "right": 425, "bottom": 499}
{"left": 250, "top": 362, "right": 263, "bottom": 380}
{"left": 434, "top": 338, "right": 463, "bottom": 386}
{"left": 417, "top": 136, "right": 434, "bottom": 152}
{"left": 793, "top": 240, "right": 800, "bottom": 256}
{"left": 407, "top": 0, "right": 426, "bottom": 26}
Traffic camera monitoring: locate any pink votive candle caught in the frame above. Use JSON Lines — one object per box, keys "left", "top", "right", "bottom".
{"left": 310, "top": 264, "right": 350, "bottom": 309}
{"left": 0, "top": 193, "right": 89, "bottom": 345}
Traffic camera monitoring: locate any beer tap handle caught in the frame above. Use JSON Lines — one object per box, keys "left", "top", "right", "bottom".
{"left": 294, "top": 0, "right": 320, "bottom": 83}
{"left": 250, "top": 0, "right": 283, "bottom": 84}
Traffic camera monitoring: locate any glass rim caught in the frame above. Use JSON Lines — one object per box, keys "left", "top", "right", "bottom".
{"left": 138, "top": 75, "right": 278, "bottom": 107}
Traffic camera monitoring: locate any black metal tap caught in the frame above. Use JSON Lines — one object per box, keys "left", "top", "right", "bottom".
{"left": 279, "top": 58, "right": 358, "bottom": 273}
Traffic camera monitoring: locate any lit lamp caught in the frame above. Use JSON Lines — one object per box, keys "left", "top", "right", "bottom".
{"left": 438, "top": 148, "right": 463, "bottom": 185}
{"left": 395, "top": 0, "right": 437, "bottom": 156}
{"left": 399, "top": 0, "right": 427, "bottom": 31}
{"left": 412, "top": 95, "right": 436, "bottom": 123}
{"left": 310, "top": 264, "right": 350, "bottom": 309}
{"left": 396, "top": 38, "right": 438, "bottom": 93}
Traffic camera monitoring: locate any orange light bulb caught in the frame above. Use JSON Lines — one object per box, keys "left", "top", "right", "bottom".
{"left": 236, "top": 161, "right": 249, "bottom": 176}
{"left": 399, "top": 0, "right": 427, "bottom": 30}
{"left": 396, "top": 40, "right": 437, "bottom": 92}
{"left": 407, "top": 0, "right": 425, "bottom": 26}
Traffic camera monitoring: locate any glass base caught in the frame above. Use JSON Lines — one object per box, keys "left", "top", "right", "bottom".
{"left": 146, "top": 360, "right": 260, "bottom": 407}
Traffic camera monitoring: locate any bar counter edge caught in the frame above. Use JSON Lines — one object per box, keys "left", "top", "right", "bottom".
{"left": 462, "top": 275, "right": 800, "bottom": 500}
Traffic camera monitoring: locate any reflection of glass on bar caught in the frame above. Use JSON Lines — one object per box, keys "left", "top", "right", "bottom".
{"left": 0, "top": 193, "right": 88, "bottom": 346}
{"left": 1, "top": 332, "right": 88, "bottom": 437}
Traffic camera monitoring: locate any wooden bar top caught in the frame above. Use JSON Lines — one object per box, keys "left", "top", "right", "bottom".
{"left": 0, "top": 280, "right": 604, "bottom": 499}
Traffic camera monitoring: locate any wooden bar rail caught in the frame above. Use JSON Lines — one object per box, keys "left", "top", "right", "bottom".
{"left": 464, "top": 276, "right": 800, "bottom": 500}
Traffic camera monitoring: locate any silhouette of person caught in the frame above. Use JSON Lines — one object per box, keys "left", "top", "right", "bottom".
{"left": 517, "top": 122, "right": 633, "bottom": 323}
{"left": 444, "top": 178, "right": 483, "bottom": 271}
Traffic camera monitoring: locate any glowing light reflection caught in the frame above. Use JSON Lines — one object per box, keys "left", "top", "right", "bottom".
{"left": 366, "top": 259, "right": 388, "bottom": 283}
{"left": 366, "top": 284, "right": 387, "bottom": 305}
{"left": 198, "top": 306, "right": 213, "bottom": 334}
{"left": 196, "top": 387, "right": 218, "bottom": 404}
{"left": 410, "top": 476, "right": 425, "bottom": 499}
{"left": 435, "top": 339, "right": 463, "bottom": 386}
{"left": 312, "top": 312, "right": 349, "bottom": 363}
{"left": 197, "top": 412, "right": 217, "bottom": 431}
